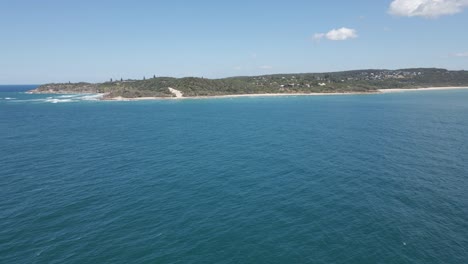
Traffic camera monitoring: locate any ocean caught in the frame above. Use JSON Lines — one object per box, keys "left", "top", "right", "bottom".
{"left": 1, "top": 85, "right": 468, "bottom": 263}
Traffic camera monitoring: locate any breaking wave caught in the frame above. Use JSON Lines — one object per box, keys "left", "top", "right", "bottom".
{"left": 7, "top": 94, "right": 104, "bottom": 104}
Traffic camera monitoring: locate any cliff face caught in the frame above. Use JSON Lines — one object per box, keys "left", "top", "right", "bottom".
{"left": 29, "top": 83, "right": 99, "bottom": 94}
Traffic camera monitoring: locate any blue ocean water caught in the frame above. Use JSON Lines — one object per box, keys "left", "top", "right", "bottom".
{"left": 1, "top": 86, "right": 468, "bottom": 263}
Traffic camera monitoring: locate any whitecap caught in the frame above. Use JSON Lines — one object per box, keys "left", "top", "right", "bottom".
{"left": 45, "top": 98, "right": 74, "bottom": 104}
{"left": 5, "top": 93, "right": 103, "bottom": 104}
{"left": 78, "top": 94, "right": 104, "bottom": 101}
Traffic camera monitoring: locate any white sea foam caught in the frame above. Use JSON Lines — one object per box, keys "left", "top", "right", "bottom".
{"left": 42, "top": 94, "right": 104, "bottom": 103}
{"left": 78, "top": 94, "right": 104, "bottom": 101}
{"left": 6, "top": 93, "right": 104, "bottom": 104}
{"left": 45, "top": 98, "right": 74, "bottom": 103}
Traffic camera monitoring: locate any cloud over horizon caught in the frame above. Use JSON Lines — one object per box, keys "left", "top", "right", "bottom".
{"left": 389, "top": 0, "right": 468, "bottom": 18}
{"left": 314, "top": 27, "right": 358, "bottom": 41}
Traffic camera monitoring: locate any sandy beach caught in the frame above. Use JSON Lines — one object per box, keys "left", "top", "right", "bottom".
{"left": 378, "top": 86, "right": 468, "bottom": 93}
{"left": 103, "top": 91, "right": 377, "bottom": 101}
{"left": 103, "top": 86, "right": 468, "bottom": 101}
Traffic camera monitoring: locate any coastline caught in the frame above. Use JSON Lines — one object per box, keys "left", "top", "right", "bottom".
{"left": 378, "top": 86, "right": 468, "bottom": 93}
{"left": 26, "top": 86, "right": 468, "bottom": 102}
{"left": 103, "top": 91, "right": 377, "bottom": 101}
{"left": 103, "top": 86, "right": 468, "bottom": 101}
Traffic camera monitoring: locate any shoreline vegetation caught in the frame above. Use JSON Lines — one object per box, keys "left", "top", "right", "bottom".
{"left": 27, "top": 68, "right": 468, "bottom": 100}
{"left": 100, "top": 87, "right": 468, "bottom": 101}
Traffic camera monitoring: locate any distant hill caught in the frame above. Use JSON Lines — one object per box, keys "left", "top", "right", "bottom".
{"left": 29, "top": 68, "right": 468, "bottom": 99}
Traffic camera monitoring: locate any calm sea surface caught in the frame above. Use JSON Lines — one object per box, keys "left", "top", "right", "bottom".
{"left": 1, "top": 85, "right": 468, "bottom": 263}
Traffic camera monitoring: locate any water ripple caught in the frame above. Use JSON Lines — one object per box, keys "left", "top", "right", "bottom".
{"left": 1, "top": 89, "right": 468, "bottom": 263}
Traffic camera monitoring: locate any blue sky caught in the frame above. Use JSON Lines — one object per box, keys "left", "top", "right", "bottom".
{"left": 1, "top": 0, "right": 468, "bottom": 84}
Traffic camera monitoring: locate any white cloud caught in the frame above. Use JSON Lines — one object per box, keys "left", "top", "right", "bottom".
{"left": 389, "top": 0, "right": 468, "bottom": 18}
{"left": 454, "top": 52, "right": 468, "bottom": 57}
{"left": 313, "top": 33, "right": 325, "bottom": 40}
{"left": 259, "top": 65, "right": 273, "bottom": 69}
{"left": 314, "top": 27, "right": 358, "bottom": 41}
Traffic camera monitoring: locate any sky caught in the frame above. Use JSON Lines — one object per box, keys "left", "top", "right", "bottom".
{"left": 1, "top": 0, "right": 468, "bottom": 84}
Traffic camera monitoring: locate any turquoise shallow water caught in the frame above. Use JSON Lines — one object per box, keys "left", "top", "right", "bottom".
{"left": 1, "top": 86, "right": 468, "bottom": 263}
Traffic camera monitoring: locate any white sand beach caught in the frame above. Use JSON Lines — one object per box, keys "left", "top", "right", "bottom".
{"left": 379, "top": 87, "right": 468, "bottom": 93}
{"left": 104, "top": 92, "right": 376, "bottom": 101}
{"left": 103, "top": 86, "right": 468, "bottom": 101}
